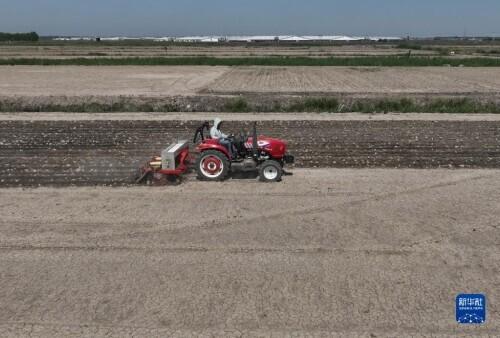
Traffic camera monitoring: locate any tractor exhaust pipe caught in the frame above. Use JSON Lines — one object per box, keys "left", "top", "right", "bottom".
{"left": 252, "top": 122, "right": 258, "bottom": 158}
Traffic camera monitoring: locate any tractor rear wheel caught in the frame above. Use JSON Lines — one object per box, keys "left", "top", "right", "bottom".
{"left": 259, "top": 160, "right": 283, "bottom": 182}
{"left": 196, "top": 150, "right": 230, "bottom": 181}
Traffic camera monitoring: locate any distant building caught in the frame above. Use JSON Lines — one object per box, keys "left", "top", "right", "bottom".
{"left": 52, "top": 35, "right": 403, "bottom": 43}
{"left": 227, "top": 36, "right": 277, "bottom": 42}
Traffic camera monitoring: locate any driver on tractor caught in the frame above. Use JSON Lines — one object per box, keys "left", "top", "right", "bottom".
{"left": 210, "top": 118, "right": 235, "bottom": 159}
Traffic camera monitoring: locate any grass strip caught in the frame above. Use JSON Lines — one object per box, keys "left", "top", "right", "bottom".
{"left": 2, "top": 97, "right": 499, "bottom": 114}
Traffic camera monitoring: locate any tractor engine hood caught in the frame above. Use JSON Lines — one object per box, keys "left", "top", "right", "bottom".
{"left": 246, "top": 136, "right": 287, "bottom": 158}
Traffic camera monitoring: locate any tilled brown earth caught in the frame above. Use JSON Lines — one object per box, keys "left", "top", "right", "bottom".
{"left": 1, "top": 114, "right": 500, "bottom": 186}
{"left": 205, "top": 66, "right": 500, "bottom": 95}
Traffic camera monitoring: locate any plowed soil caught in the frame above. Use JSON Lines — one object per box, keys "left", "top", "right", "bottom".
{"left": 1, "top": 114, "right": 499, "bottom": 186}
{"left": 206, "top": 66, "right": 500, "bottom": 95}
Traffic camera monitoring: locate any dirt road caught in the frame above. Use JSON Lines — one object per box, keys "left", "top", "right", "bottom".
{"left": 0, "top": 169, "right": 498, "bottom": 337}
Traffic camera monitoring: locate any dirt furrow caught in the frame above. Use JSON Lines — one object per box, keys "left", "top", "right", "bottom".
{"left": 1, "top": 119, "right": 499, "bottom": 186}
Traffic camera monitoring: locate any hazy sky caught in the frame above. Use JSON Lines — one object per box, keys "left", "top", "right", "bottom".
{"left": 2, "top": 0, "right": 499, "bottom": 37}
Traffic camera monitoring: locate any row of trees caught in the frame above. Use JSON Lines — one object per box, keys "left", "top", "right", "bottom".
{"left": 0, "top": 32, "right": 39, "bottom": 42}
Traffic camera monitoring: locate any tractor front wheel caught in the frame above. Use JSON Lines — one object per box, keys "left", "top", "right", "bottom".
{"left": 259, "top": 160, "right": 283, "bottom": 182}
{"left": 196, "top": 150, "right": 230, "bottom": 181}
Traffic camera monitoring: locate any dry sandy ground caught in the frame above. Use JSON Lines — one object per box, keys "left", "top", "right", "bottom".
{"left": 0, "top": 169, "right": 499, "bottom": 337}
{"left": 0, "top": 66, "right": 228, "bottom": 97}
{"left": 2, "top": 66, "right": 500, "bottom": 98}
{"left": 206, "top": 66, "right": 500, "bottom": 95}
{"left": 0, "top": 44, "right": 436, "bottom": 59}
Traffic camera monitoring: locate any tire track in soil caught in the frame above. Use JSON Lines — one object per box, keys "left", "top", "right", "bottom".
{"left": 1, "top": 119, "right": 500, "bottom": 186}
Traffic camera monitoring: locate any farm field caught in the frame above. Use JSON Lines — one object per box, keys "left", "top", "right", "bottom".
{"left": 205, "top": 66, "right": 500, "bottom": 95}
{"left": 2, "top": 40, "right": 500, "bottom": 337}
{"left": 0, "top": 66, "right": 227, "bottom": 97}
{"left": 0, "top": 169, "right": 499, "bottom": 337}
{"left": 1, "top": 112, "right": 499, "bottom": 186}
{"left": 1, "top": 66, "right": 500, "bottom": 98}
{"left": 0, "top": 43, "right": 437, "bottom": 59}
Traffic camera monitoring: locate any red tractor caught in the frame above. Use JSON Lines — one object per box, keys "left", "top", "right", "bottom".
{"left": 136, "top": 122, "right": 294, "bottom": 184}
{"left": 193, "top": 121, "right": 294, "bottom": 182}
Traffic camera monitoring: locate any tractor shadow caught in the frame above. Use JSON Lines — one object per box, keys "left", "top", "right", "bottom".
{"left": 229, "top": 171, "right": 259, "bottom": 180}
